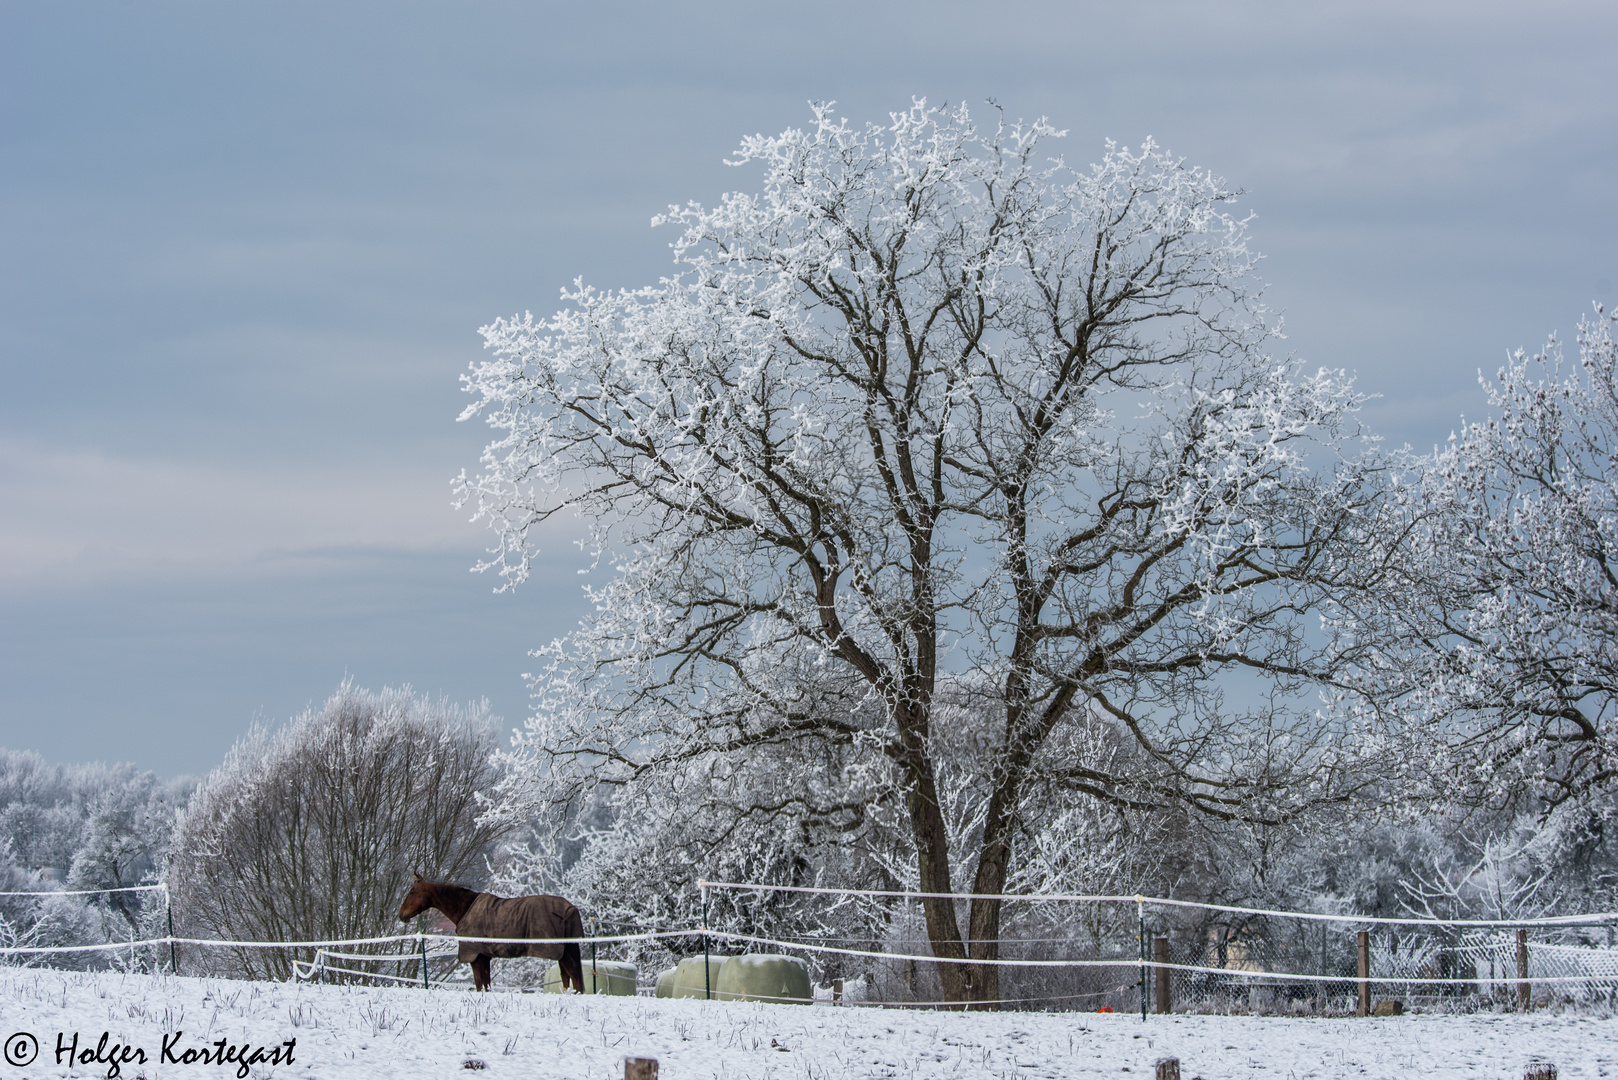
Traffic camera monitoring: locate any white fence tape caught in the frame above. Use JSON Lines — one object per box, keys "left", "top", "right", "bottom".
{"left": 0, "top": 927, "right": 699, "bottom": 957}
{"left": 0, "top": 884, "right": 166, "bottom": 899}
{"left": 704, "top": 930, "right": 1618, "bottom": 986}
{"left": 699, "top": 880, "right": 1618, "bottom": 929}
{"left": 5, "top": 879, "right": 1616, "bottom": 996}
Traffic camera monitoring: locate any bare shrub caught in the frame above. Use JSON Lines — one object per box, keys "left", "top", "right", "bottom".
{"left": 169, "top": 681, "right": 511, "bottom": 979}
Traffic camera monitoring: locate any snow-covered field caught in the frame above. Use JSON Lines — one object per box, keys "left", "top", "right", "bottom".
{"left": 0, "top": 968, "right": 1612, "bottom": 1080}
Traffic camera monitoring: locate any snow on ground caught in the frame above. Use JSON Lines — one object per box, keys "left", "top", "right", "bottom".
{"left": 0, "top": 968, "right": 1612, "bottom": 1080}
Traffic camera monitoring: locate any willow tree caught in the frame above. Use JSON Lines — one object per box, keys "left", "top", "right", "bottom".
{"left": 459, "top": 101, "right": 1379, "bottom": 1006}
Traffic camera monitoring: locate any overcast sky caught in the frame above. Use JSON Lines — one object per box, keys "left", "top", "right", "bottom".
{"left": 3, "top": 1, "right": 1615, "bottom": 778}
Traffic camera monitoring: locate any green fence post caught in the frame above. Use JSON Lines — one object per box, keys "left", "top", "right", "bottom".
{"left": 165, "top": 884, "right": 177, "bottom": 975}
{"left": 1138, "top": 898, "right": 1147, "bottom": 1021}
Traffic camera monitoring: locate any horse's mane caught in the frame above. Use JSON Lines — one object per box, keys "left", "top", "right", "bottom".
{"left": 423, "top": 880, "right": 480, "bottom": 924}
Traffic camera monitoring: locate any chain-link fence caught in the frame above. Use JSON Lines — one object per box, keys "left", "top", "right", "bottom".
{"left": 1140, "top": 914, "right": 1618, "bottom": 1014}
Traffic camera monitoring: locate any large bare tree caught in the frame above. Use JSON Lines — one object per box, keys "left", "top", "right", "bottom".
{"left": 460, "top": 101, "right": 1380, "bottom": 1005}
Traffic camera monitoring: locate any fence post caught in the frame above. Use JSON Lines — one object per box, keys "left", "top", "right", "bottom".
{"left": 1516, "top": 928, "right": 1531, "bottom": 1011}
{"left": 1137, "top": 898, "right": 1147, "bottom": 1021}
{"left": 625, "top": 1057, "right": 659, "bottom": 1080}
{"left": 1154, "top": 937, "right": 1171, "bottom": 1014}
{"left": 1356, "top": 931, "right": 1370, "bottom": 1017}
{"left": 1317, "top": 922, "right": 1327, "bottom": 1012}
{"left": 420, "top": 933, "right": 429, "bottom": 990}
{"left": 165, "top": 884, "right": 177, "bottom": 975}
{"left": 1155, "top": 1057, "right": 1180, "bottom": 1080}
{"left": 1524, "top": 1064, "right": 1557, "bottom": 1080}
{"left": 701, "top": 881, "right": 711, "bottom": 1001}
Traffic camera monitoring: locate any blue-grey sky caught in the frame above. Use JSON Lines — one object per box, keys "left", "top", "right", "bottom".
{"left": 3, "top": 1, "right": 1615, "bottom": 777}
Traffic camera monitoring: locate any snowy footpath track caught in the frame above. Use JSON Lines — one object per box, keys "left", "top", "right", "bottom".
{"left": 0, "top": 968, "right": 1612, "bottom": 1080}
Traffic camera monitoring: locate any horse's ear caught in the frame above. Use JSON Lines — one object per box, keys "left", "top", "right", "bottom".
{"left": 413, "top": 870, "right": 424, "bottom": 882}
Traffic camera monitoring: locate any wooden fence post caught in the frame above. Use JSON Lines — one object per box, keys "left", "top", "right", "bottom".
{"left": 1155, "top": 1057, "right": 1180, "bottom": 1080}
{"left": 1356, "top": 931, "right": 1370, "bottom": 1017}
{"left": 1517, "top": 928, "right": 1531, "bottom": 1011}
{"left": 625, "top": 1058, "right": 659, "bottom": 1080}
{"left": 1524, "top": 1064, "right": 1557, "bottom": 1080}
{"left": 1154, "top": 938, "right": 1171, "bottom": 1014}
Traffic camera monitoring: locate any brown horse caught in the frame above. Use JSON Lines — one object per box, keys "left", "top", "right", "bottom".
{"left": 398, "top": 872, "right": 585, "bottom": 992}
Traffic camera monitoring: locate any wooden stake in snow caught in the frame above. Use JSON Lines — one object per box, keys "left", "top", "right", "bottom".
{"left": 1357, "top": 931, "right": 1370, "bottom": 1017}
{"left": 1517, "top": 928, "right": 1532, "bottom": 1011}
{"left": 1524, "top": 1064, "right": 1557, "bottom": 1080}
{"left": 1155, "top": 1056, "right": 1180, "bottom": 1080}
{"left": 625, "top": 1058, "right": 659, "bottom": 1080}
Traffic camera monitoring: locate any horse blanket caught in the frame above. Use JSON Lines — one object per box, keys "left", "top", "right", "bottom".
{"left": 455, "top": 892, "right": 581, "bottom": 962}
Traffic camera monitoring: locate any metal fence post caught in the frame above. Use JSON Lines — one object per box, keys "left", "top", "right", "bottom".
{"left": 702, "top": 881, "right": 712, "bottom": 1001}
{"left": 1137, "top": 898, "right": 1147, "bottom": 1021}
{"left": 165, "top": 884, "right": 177, "bottom": 975}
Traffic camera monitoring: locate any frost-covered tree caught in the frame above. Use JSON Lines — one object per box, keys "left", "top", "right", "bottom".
{"left": 0, "top": 749, "right": 191, "bottom": 960}
{"left": 168, "top": 682, "right": 511, "bottom": 980}
{"left": 1362, "top": 307, "right": 1618, "bottom": 811}
{"left": 460, "top": 101, "right": 1382, "bottom": 1005}
{"left": 69, "top": 785, "right": 188, "bottom": 933}
{"left": 0, "top": 750, "right": 186, "bottom": 878}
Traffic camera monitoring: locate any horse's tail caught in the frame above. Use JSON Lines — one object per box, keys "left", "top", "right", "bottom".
{"left": 561, "top": 905, "right": 585, "bottom": 993}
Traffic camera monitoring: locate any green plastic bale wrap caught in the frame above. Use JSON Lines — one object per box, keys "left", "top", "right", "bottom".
{"left": 655, "top": 955, "right": 732, "bottom": 998}
{"left": 654, "top": 966, "right": 675, "bottom": 998}
{"left": 714, "top": 954, "right": 811, "bottom": 1004}
{"left": 541, "top": 959, "right": 637, "bottom": 995}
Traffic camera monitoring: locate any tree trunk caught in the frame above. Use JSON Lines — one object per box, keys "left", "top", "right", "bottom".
{"left": 964, "top": 804, "right": 1016, "bottom": 1008}
{"left": 893, "top": 698, "right": 978, "bottom": 1006}
{"left": 899, "top": 704, "right": 1028, "bottom": 1010}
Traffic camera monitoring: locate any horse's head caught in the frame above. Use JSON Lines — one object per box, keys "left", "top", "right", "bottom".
{"left": 398, "top": 871, "right": 433, "bottom": 922}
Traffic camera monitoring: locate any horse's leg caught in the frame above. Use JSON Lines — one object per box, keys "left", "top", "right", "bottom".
{"left": 563, "top": 943, "right": 585, "bottom": 994}
{"left": 471, "top": 954, "right": 491, "bottom": 992}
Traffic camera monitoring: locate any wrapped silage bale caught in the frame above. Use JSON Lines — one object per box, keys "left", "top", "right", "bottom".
{"left": 714, "top": 954, "right": 811, "bottom": 1004}
{"left": 541, "top": 959, "right": 638, "bottom": 995}
{"left": 654, "top": 955, "right": 732, "bottom": 998}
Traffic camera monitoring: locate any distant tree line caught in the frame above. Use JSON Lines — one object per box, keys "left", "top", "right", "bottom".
{"left": 0, "top": 749, "right": 191, "bottom": 960}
